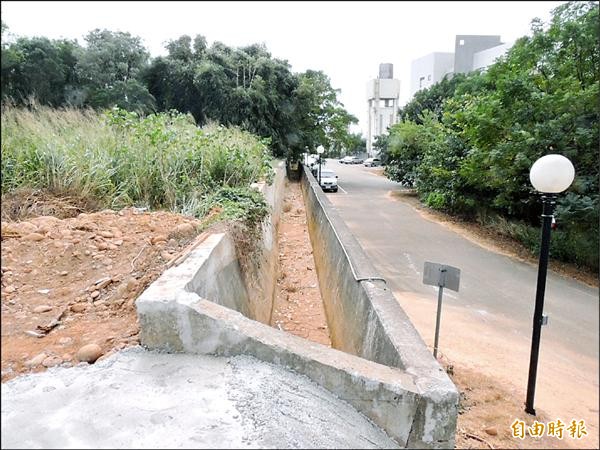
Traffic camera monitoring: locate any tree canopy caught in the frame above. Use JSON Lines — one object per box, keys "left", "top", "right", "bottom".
{"left": 1, "top": 25, "right": 359, "bottom": 161}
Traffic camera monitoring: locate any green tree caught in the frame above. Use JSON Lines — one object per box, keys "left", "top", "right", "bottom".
{"left": 1, "top": 35, "right": 80, "bottom": 106}
{"left": 146, "top": 38, "right": 357, "bottom": 161}
{"left": 292, "top": 70, "right": 357, "bottom": 159}
{"left": 77, "top": 29, "right": 155, "bottom": 112}
{"left": 399, "top": 73, "right": 469, "bottom": 123}
{"left": 343, "top": 132, "right": 366, "bottom": 157}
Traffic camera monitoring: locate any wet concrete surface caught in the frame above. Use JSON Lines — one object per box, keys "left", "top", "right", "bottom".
{"left": 1, "top": 347, "right": 398, "bottom": 449}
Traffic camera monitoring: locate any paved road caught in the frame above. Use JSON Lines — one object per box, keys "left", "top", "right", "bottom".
{"left": 325, "top": 159, "right": 599, "bottom": 437}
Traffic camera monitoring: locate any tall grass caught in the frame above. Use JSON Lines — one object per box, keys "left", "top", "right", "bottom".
{"left": 1, "top": 105, "right": 273, "bottom": 217}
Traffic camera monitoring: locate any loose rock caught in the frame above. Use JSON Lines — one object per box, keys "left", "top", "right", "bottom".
{"left": 76, "top": 344, "right": 103, "bottom": 363}
{"left": 33, "top": 305, "right": 52, "bottom": 313}
{"left": 169, "top": 222, "right": 195, "bottom": 239}
{"left": 24, "top": 353, "right": 47, "bottom": 368}
{"left": 42, "top": 356, "right": 63, "bottom": 368}
{"left": 150, "top": 235, "right": 168, "bottom": 245}
{"left": 24, "top": 330, "right": 45, "bottom": 338}
{"left": 94, "top": 277, "right": 112, "bottom": 290}
{"left": 484, "top": 426, "right": 498, "bottom": 436}
{"left": 23, "top": 233, "right": 45, "bottom": 241}
{"left": 70, "top": 304, "right": 87, "bottom": 313}
{"left": 126, "top": 278, "right": 138, "bottom": 292}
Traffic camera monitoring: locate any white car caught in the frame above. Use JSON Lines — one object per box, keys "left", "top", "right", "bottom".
{"left": 339, "top": 156, "right": 353, "bottom": 164}
{"left": 304, "top": 155, "right": 317, "bottom": 168}
{"left": 318, "top": 168, "right": 338, "bottom": 192}
{"left": 363, "top": 157, "right": 382, "bottom": 167}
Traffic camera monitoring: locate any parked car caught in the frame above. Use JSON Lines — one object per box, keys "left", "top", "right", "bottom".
{"left": 363, "top": 157, "right": 382, "bottom": 167}
{"left": 348, "top": 156, "right": 364, "bottom": 164}
{"left": 318, "top": 168, "right": 338, "bottom": 192}
{"left": 304, "top": 153, "right": 319, "bottom": 169}
{"left": 339, "top": 156, "right": 353, "bottom": 164}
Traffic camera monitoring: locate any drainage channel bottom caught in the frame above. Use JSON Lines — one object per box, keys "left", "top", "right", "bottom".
{"left": 270, "top": 179, "right": 331, "bottom": 347}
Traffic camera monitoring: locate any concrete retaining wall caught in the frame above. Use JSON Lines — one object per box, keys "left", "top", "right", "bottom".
{"left": 137, "top": 266, "right": 457, "bottom": 448}
{"left": 242, "top": 165, "right": 286, "bottom": 323}
{"left": 183, "top": 163, "right": 285, "bottom": 324}
{"left": 136, "top": 164, "right": 458, "bottom": 448}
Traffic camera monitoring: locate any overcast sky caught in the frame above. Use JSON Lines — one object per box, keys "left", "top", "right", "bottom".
{"left": 2, "top": 1, "right": 566, "bottom": 135}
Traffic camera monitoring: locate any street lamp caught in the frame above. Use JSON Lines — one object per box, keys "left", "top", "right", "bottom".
{"left": 525, "top": 154, "right": 575, "bottom": 415}
{"left": 317, "top": 145, "right": 325, "bottom": 185}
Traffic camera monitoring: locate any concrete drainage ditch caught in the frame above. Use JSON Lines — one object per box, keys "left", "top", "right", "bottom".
{"left": 136, "top": 162, "right": 458, "bottom": 449}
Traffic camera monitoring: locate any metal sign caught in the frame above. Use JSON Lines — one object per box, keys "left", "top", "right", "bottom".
{"left": 423, "top": 261, "right": 461, "bottom": 359}
{"left": 423, "top": 262, "right": 460, "bottom": 292}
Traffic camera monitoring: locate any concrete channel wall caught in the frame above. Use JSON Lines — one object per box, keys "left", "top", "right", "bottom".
{"left": 137, "top": 163, "right": 458, "bottom": 448}
{"left": 184, "top": 163, "right": 285, "bottom": 324}
{"left": 301, "top": 168, "right": 450, "bottom": 374}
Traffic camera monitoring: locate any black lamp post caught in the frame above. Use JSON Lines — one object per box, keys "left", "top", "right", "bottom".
{"left": 525, "top": 154, "right": 575, "bottom": 415}
{"left": 317, "top": 145, "right": 324, "bottom": 185}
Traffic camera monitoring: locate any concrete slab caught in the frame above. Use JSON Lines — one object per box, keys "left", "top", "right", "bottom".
{"left": 1, "top": 347, "right": 399, "bottom": 449}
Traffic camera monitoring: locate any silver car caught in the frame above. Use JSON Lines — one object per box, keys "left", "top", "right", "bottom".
{"left": 363, "top": 157, "right": 382, "bottom": 167}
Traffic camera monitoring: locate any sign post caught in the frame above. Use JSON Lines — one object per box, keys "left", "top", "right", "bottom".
{"left": 423, "top": 262, "right": 461, "bottom": 359}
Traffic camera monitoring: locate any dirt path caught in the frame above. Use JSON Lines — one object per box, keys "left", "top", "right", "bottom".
{"left": 270, "top": 180, "right": 331, "bottom": 346}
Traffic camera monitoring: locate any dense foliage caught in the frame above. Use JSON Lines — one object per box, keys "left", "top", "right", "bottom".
{"left": 383, "top": 1, "right": 598, "bottom": 271}
{"left": 1, "top": 105, "right": 272, "bottom": 220}
{"left": 1, "top": 26, "right": 357, "bottom": 161}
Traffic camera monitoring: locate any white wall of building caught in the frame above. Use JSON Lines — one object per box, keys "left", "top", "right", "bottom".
{"left": 409, "top": 36, "right": 514, "bottom": 102}
{"left": 472, "top": 41, "right": 513, "bottom": 71}
{"left": 410, "top": 52, "right": 454, "bottom": 98}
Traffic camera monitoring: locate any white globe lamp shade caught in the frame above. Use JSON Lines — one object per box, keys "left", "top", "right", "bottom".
{"left": 529, "top": 154, "right": 575, "bottom": 193}
{"left": 317, "top": 145, "right": 325, "bottom": 154}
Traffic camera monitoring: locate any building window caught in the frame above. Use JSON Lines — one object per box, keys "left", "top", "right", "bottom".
{"left": 379, "top": 115, "right": 383, "bottom": 134}
{"left": 459, "top": 39, "right": 465, "bottom": 46}
{"left": 390, "top": 114, "right": 394, "bottom": 125}
{"left": 419, "top": 76, "right": 425, "bottom": 88}
{"left": 427, "top": 74, "right": 431, "bottom": 81}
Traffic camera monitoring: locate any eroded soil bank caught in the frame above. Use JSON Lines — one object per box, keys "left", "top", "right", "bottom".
{"left": 1, "top": 206, "right": 203, "bottom": 382}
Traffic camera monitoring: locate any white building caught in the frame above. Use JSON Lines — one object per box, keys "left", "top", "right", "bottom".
{"left": 472, "top": 41, "right": 513, "bottom": 71}
{"left": 366, "top": 63, "right": 400, "bottom": 156}
{"left": 410, "top": 52, "right": 454, "bottom": 98}
{"left": 409, "top": 35, "right": 514, "bottom": 99}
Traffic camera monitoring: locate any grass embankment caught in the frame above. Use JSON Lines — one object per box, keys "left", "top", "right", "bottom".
{"left": 1, "top": 105, "right": 272, "bottom": 227}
